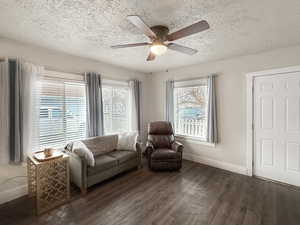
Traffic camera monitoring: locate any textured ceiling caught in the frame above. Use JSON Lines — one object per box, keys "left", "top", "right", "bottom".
{"left": 0, "top": 0, "right": 300, "bottom": 73}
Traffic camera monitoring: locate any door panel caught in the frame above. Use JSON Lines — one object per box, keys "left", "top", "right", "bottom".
{"left": 254, "top": 72, "right": 300, "bottom": 186}
{"left": 286, "top": 97, "right": 300, "bottom": 131}
{"left": 260, "top": 96, "right": 274, "bottom": 129}
{"left": 261, "top": 139, "right": 274, "bottom": 166}
{"left": 286, "top": 142, "right": 300, "bottom": 171}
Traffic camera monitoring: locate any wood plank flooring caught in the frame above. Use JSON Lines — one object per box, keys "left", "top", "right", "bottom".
{"left": 0, "top": 160, "right": 300, "bottom": 225}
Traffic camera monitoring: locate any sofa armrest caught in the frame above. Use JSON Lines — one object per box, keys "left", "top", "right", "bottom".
{"left": 171, "top": 141, "right": 184, "bottom": 153}
{"left": 135, "top": 142, "right": 143, "bottom": 168}
{"left": 64, "top": 151, "right": 87, "bottom": 193}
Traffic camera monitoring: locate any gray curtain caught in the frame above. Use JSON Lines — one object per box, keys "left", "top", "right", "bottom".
{"left": 9, "top": 59, "right": 42, "bottom": 163}
{"left": 129, "top": 80, "right": 141, "bottom": 134}
{"left": 166, "top": 80, "right": 174, "bottom": 126}
{"left": 207, "top": 75, "right": 218, "bottom": 143}
{"left": 86, "top": 72, "right": 104, "bottom": 137}
{"left": 0, "top": 59, "right": 10, "bottom": 164}
{"left": 9, "top": 59, "right": 22, "bottom": 162}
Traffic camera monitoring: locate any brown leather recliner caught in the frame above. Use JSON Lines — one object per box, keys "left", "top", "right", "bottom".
{"left": 146, "top": 121, "right": 183, "bottom": 171}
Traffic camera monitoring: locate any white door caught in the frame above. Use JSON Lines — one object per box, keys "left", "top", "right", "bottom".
{"left": 254, "top": 72, "right": 300, "bottom": 186}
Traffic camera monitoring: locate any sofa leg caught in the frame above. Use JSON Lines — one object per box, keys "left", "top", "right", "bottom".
{"left": 81, "top": 187, "right": 87, "bottom": 195}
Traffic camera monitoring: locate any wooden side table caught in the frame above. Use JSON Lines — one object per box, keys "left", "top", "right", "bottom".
{"left": 27, "top": 153, "right": 70, "bottom": 215}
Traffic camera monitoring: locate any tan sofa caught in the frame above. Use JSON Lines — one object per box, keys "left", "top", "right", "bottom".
{"left": 65, "top": 135, "right": 142, "bottom": 194}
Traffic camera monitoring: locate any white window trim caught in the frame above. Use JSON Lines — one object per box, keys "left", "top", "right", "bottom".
{"left": 102, "top": 78, "right": 129, "bottom": 87}
{"left": 42, "top": 69, "right": 85, "bottom": 82}
{"left": 175, "top": 135, "right": 215, "bottom": 147}
{"left": 173, "top": 77, "right": 209, "bottom": 141}
{"left": 174, "top": 77, "right": 208, "bottom": 88}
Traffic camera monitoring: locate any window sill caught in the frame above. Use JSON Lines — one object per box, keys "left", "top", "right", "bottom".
{"left": 175, "top": 135, "right": 216, "bottom": 148}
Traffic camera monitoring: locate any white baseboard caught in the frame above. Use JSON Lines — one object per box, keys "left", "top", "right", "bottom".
{"left": 0, "top": 184, "right": 27, "bottom": 205}
{"left": 183, "top": 153, "right": 248, "bottom": 176}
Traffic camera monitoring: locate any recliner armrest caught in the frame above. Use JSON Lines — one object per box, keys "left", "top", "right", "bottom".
{"left": 171, "top": 141, "right": 184, "bottom": 153}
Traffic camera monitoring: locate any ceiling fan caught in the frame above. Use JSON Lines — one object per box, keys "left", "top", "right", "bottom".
{"left": 111, "top": 15, "right": 209, "bottom": 61}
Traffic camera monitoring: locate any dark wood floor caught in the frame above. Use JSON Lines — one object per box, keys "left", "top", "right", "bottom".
{"left": 1, "top": 160, "right": 300, "bottom": 225}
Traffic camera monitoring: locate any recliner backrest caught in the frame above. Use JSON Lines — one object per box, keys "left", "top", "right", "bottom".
{"left": 148, "top": 121, "right": 174, "bottom": 149}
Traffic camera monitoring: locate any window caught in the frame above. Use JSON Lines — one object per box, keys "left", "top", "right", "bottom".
{"left": 173, "top": 79, "right": 208, "bottom": 140}
{"left": 39, "top": 77, "right": 87, "bottom": 149}
{"left": 102, "top": 80, "right": 130, "bottom": 134}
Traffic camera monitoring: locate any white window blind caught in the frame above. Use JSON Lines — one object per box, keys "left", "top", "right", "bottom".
{"left": 102, "top": 80, "right": 130, "bottom": 134}
{"left": 39, "top": 76, "right": 87, "bottom": 149}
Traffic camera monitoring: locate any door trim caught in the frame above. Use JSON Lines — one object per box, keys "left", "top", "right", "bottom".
{"left": 246, "top": 65, "right": 300, "bottom": 176}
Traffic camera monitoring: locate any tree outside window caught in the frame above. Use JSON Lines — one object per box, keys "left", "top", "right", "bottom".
{"left": 174, "top": 84, "right": 208, "bottom": 139}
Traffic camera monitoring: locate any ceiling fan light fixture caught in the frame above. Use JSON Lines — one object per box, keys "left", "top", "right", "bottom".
{"left": 150, "top": 43, "right": 167, "bottom": 56}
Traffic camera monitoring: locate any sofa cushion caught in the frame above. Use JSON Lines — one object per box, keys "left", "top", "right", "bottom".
{"left": 82, "top": 135, "right": 118, "bottom": 156}
{"left": 108, "top": 150, "right": 137, "bottom": 164}
{"left": 151, "top": 148, "right": 180, "bottom": 160}
{"left": 88, "top": 155, "right": 118, "bottom": 175}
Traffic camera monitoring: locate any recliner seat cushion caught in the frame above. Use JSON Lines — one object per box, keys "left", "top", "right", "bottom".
{"left": 88, "top": 155, "right": 118, "bottom": 175}
{"left": 108, "top": 150, "right": 137, "bottom": 163}
{"left": 151, "top": 148, "right": 180, "bottom": 160}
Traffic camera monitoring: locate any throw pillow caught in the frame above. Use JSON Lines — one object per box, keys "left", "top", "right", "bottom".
{"left": 71, "top": 141, "right": 95, "bottom": 167}
{"left": 117, "top": 132, "right": 138, "bottom": 151}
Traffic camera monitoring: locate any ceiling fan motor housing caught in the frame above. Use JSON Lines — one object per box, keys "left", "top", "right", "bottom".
{"left": 150, "top": 25, "right": 169, "bottom": 42}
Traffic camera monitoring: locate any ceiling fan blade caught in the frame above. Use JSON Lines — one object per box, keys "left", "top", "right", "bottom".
{"left": 167, "top": 43, "right": 198, "bottom": 55}
{"left": 147, "top": 52, "right": 156, "bottom": 61}
{"left": 167, "top": 20, "right": 209, "bottom": 41}
{"left": 127, "top": 15, "right": 157, "bottom": 40}
{"left": 111, "top": 42, "right": 150, "bottom": 49}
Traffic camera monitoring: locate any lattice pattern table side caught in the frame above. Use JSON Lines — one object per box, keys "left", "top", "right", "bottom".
{"left": 27, "top": 155, "right": 70, "bottom": 215}
{"left": 36, "top": 158, "right": 70, "bottom": 215}
{"left": 27, "top": 158, "right": 37, "bottom": 197}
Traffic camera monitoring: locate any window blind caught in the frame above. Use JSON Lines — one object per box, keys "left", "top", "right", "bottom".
{"left": 102, "top": 81, "right": 130, "bottom": 134}
{"left": 39, "top": 78, "right": 87, "bottom": 149}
